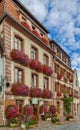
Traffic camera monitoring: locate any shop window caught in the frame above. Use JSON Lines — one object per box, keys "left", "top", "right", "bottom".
{"left": 16, "top": 100, "right": 23, "bottom": 113}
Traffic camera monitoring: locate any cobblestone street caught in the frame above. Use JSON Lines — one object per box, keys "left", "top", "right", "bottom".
{"left": 0, "top": 121, "right": 80, "bottom": 130}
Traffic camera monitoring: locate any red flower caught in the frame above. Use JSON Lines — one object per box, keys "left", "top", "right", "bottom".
{"left": 30, "top": 59, "right": 38, "bottom": 70}
{"left": 21, "top": 21, "right": 31, "bottom": 31}
{"left": 40, "top": 105, "right": 48, "bottom": 114}
{"left": 49, "top": 105, "right": 56, "bottom": 114}
{"left": 11, "top": 83, "right": 30, "bottom": 96}
{"left": 57, "top": 74, "right": 63, "bottom": 80}
{"left": 32, "top": 30, "right": 41, "bottom": 39}
{"left": 43, "top": 65, "right": 53, "bottom": 76}
{"left": 30, "top": 87, "right": 43, "bottom": 97}
{"left": 10, "top": 49, "right": 30, "bottom": 66}
{"left": 5, "top": 105, "right": 18, "bottom": 119}
{"left": 41, "top": 37, "right": 49, "bottom": 46}
{"left": 42, "top": 89, "right": 53, "bottom": 99}
{"left": 23, "top": 105, "right": 33, "bottom": 116}
{"left": 69, "top": 79, "right": 73, "bottom": 83}
{"left": 57, "top": 91, "right": 62, "bottom": 97}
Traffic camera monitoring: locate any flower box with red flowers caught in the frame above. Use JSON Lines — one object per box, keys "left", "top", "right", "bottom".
{"left": 43, "top": 65, "right": 53, "bottom": 76}
{"left": 23, "top": 105, "right": 33, "bottom": 116}
{"left": 21, "top": 21, "right": 31, "bottom": 31}
{"left": 42, "top": 89, "right": 53, "bottom": 99}
{"left": 36, "top": 61, "right": 43, "bottom": 72}
{"left": 41, "top": 37, "right": 49, "bottom": 46}
{"left": 57, "top": 74, "right": 63, "bottom": 80}
{"left": 30, "top": 87, "right": 43, "bottom": 98}
{"left": 57, "top": 92, "right": 62, "bottom": 97}
{"left": 5, "top": 105, "right": 19, "bottom": 120}
{"left": 32, "top": 30, "right": 41, "bottom": 39}
{"left": 11, "top": 83, "right": 30, "bottom": 96}
{"left": 69, "top": 93, "right": 73, "bottom": 97}
{"left": 69, "top": 79, "right": 73, "bottom": 83}
{"left": 10, "top": 49, "right": 30, "bottom": 66}
{"left": 30, "top": 59, "right": 39, "bottom": 70}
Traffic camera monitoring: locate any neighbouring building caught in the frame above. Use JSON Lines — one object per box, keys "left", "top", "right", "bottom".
{"left": 73, "top": 69, "right": 80, "bottom": 119}
{"left": 50, "top": 40, "right": 74, "bottom": 118}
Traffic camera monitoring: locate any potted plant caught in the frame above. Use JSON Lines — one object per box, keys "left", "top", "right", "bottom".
{"left": 57, "top": 91, "right": 62, "bottom": 98}
{"left": 41, "top": 37, "right": 49, "bottom": 46}
{"left": 39, "top": 104, "right": 48, "bottom": 120}
{"left": 32, "top": 30, "right": 41, "bottom": 39}
{"left": 5, "top": 105, "right": 19, "bottom": 126}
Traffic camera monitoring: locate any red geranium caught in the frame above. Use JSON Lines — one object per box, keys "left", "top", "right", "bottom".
{"left": 10, "top": 49, "right": 30, "bottom": 66}
{"left": 49, "top": 105, "right": 56, "bottom": 114}
{"left": 57, "top": 74, "right": 63, "bottom": 80}
{"left": 30, "top": 87, "right": 43, "bottom": 98}
{"left": 41, "top": 37, "right": 49, "bottom": 46}
{"left": 11, "top": 83, "right": 30, "bottom": 96}
{"left": 21, "top": 21, "right": 31, "bottom": 31}
{"left": 69, "top": 79, "right": 73, "bottom": 83}
{"left": 43, "top": 65, "right": 53, "bottom": 76}
{"left": 42, "top": 89, "right": 53, "bottom": 99}
{"left": 57, "top": 91, "right": 62, "bottom": 97}
{"left": 30, "top": 59, "right": 39, "bottom": 70}
{"left": 40, "top": 105, "right": 48, "bottom": 114}
{"left": 32, "top": 30, "right": 41, "bottom": 39}
{"left": 23, "top": 105, "right": 33, "bottom": 116}
{"left": 5, "top": 105, "right": 18, "bottom": 119}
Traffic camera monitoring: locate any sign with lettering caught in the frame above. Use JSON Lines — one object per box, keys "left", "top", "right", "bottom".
{"left": 32, "top": 98, "right": 38, "bottom": 104}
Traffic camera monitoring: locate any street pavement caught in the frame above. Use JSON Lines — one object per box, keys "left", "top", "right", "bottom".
{"left": 0, "top": 120, "right": 80, "bottom": 130}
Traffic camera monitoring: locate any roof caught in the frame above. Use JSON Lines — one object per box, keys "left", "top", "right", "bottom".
{"left": 0, "top": 13, "right": 54, "bottom": 55}
{"left": 50, "top": 40, "right": 70, "bottom": 58}
{"left": 12, "top": 0, "right": 49, "bottom": 33}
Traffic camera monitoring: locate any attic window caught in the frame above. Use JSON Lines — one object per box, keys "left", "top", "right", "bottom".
{"left": 22, "top": 16, "right": 26, "bottom": 21}
{"left": 40, "top": 33, "right": 43, "bottom": 36}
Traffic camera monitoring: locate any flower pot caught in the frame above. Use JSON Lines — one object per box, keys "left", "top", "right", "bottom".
{"left": 10, "top": 123, "right": 19, "bottom": 127}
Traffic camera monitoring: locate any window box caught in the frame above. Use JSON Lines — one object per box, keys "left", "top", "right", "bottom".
{"left": 41, "top": 37, "right": 49, "bottom": 46}
{"left": 11, "top": 83, "right": 30, "bottom": 96}
{"left": 10, "top": 49, "right": 30, "bottom": 66}
{"left": 21, "top": 21, "right": 31, "bottom": 31}
{"left": 30, "top": 88, "right": 43, "bottom": 98}
{"left": 43, "top": 65, "right": 53, "bottom": 76}
{"left": 42, "top": 89, "right": 53, "bottom": 99}
{"left": 32, "top": 30, "right": 41, "bottom": 39}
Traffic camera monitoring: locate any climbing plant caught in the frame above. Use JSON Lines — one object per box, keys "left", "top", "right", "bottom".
{"left": 62, "top": 94, "right": 73, "bottom": 115}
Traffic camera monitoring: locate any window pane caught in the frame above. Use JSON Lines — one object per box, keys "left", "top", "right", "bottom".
{"left": 14, "top": 36, "right": 22, "bottom": 50}
{"left": 32, "top": 74, "right": 37, "bottom": 88}
{"left": 14, "top": 68, "right": 23, "bottom": 82}
{"left": 43, "top": 78, "right": 48, "bottom": 89}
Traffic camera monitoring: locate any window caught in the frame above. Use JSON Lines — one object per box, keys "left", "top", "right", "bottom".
{"left": 43, "top": 54, "right": 48, "bottom": 65}
{"left": 31, "top": 46, "right": 38, "bottom": 60}
{"left": 14, "top": 67, "right": 23, "bottom": 82}
{"left": 16, "top": 100, "right": 23, "bottom": 113}
{"left": 43, "top": 77, "right": 49, "bottom": 89}
{"left": 32, "top": 73, "right": 38, "bottom": 88}
{"left": 14, "top": 35, "right": 23, "bottom": 51}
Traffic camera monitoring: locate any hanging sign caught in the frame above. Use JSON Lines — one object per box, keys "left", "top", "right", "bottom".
{"left": 32, "top": 98, "right": 38, "bottom": 104}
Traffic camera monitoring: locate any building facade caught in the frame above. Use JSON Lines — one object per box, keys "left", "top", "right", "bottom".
{"left": 0, "top": 0, "right": 54, "bottom": 125}
{"left": 0, "top": 0, "right": 80, "bottom": 125}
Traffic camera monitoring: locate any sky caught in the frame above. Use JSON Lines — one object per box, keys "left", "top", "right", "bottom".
{"left": 20, "top": 0, "right": 80, "bottom": 82}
